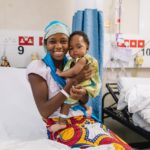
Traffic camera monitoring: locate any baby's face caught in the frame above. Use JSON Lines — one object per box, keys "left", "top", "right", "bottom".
{"left": 69, "top": 35, "right": 88, "bottom": 59}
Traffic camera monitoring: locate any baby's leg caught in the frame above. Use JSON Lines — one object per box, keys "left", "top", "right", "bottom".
{"left": 48, "top": 103, "right": 70, "bottom": 133}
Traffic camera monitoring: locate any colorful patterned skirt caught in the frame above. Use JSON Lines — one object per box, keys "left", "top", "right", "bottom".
{"left": 45, "top": 116, "right": 132, "bottom": 149}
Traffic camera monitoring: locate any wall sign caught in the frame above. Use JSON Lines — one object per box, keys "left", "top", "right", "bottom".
{"left": 0, "top": 30, "right": 45, "bottom": 68}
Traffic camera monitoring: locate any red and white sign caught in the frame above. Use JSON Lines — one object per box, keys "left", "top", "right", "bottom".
{"left": 117, "top": 39, "right": 145, "bottom": 48}
{"left": 18, "top": 36, "right": 34, "bottom": 46}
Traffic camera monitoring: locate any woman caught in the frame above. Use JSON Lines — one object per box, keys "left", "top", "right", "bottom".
{"left": 27, "top": 20, "right": 132, "bottom": 149}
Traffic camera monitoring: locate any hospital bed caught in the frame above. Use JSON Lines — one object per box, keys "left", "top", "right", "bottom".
{"left": 102, "top": 77, "right": 150, "bottom": 149}
{"left": 0, "top": 67, "right": 129, "bottom": 150}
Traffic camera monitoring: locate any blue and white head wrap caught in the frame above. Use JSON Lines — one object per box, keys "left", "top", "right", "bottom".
{"left": 43, "top": 20, "right": 69, "bottom": 88}
{"left": 44, "top": 20, "right": 70, "bottom": 39}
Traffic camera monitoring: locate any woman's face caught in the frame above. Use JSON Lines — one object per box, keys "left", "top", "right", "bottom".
{"left": 45, "top": 33, "right": 69, "bottom": 61}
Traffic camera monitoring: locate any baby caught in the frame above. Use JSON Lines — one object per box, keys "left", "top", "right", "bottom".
{"left": 49, "top": 31, "right": 101, "bottom": 133}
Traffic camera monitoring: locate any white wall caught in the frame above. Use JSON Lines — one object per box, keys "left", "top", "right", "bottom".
{"left": 0, "top": 0, "right": 140, "bottom": 68}
{"left": 0, "top": 0, "right": 139, "bottom": 33}
{"left": 0, "top": 0, "right": 104, "bottom": 67}
{"left": 0, "top": 0, "right": 74, "bottom": 30}
{"left": 139, "top": 0, "right": 150, "bottom": 35}
{"left": 103, "top": 0, "right": 139, "bottom": 34}
{"left": 121, "top": 0, "right": 139, "bottom": 34}
{"left": 0, "top": 0, "right": 103, "bottom": 31}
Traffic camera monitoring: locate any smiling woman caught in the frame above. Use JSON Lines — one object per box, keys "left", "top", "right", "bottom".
{"left": 26, "top": 20, "right": 132, "bottom": 149}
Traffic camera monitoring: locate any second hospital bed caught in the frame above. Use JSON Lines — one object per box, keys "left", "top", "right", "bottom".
{"left": 102, "top": 77, "right": 150, "bottom": 149}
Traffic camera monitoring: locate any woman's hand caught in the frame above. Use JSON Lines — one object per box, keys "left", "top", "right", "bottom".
{"left": 70, "top": 85, "right": 86, "bottom": 99}
{"left": 70, "top": 85, "right": 88, "bottom": 104}
{"left": 73, "top": 63, "right": 95, "bottom": 84}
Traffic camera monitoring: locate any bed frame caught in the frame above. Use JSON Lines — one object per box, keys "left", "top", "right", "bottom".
{"left": 102, "top": 83, "right": 150, "bottom": 149}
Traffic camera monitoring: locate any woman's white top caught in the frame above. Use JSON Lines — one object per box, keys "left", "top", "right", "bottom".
{"left": 26, "top": 60, "right": 84, "bottom": 118}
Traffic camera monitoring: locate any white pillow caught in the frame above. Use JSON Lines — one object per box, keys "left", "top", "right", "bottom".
{"left": 0, "top": 67, "right": 47, "bottom": 140}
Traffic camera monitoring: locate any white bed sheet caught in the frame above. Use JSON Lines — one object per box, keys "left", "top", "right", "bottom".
{"left": 0, "top": 139, "right": 115, "bottom": 150}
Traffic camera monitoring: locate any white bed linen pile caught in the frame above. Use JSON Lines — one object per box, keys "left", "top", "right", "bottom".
{"left": 117, "top": 77, "right": 150, "bottom": 131}
{"left": 0, "top": 67, "right": 115, "bottom": 150}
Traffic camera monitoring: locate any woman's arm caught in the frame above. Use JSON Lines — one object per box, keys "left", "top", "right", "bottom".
{"left": 28, "top": 63, "right": 93, "bottom": 119}
{"left": 28, "top": 73, "right": 75, "bottom": 119}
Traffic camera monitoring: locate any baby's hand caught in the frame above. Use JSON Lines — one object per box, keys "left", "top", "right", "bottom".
{"left": 56, "top": 68, "right": 62, "bottom": 76}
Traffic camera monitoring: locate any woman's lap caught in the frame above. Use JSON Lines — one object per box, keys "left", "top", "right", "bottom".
{"left": 45, "top": 116, "right": 132, "bottom": 149}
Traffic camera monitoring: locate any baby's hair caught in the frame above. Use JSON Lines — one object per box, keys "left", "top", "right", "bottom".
{"left": 69, "top": 31, "right": 90, "bottom": 47}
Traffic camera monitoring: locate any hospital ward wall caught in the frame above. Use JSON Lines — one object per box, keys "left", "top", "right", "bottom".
{"left": 0, "top": 0, "right": 149, "bottom": 144}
